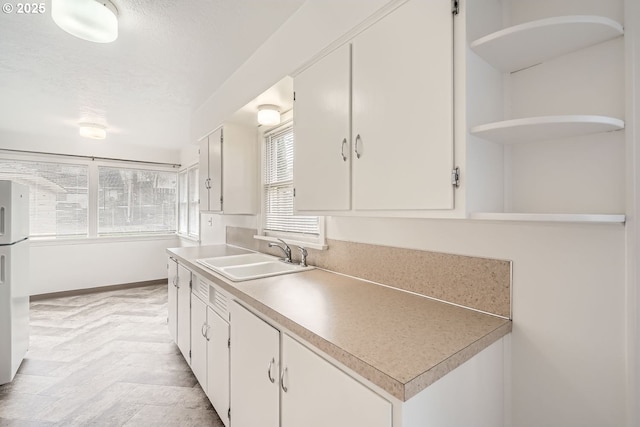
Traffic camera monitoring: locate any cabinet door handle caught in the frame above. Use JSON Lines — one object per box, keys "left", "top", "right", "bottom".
{"left": 340, "top": 138, "right": 348, "bottom": 161}
{"left": 267, "top": 358, "right": 275, "bottom": 383}
{"left": 205, "top": 325, "right": 210, "bottom": 341}
{"left": 355, "top": 134, "right": 362, "bottom": 159}
{"left": 201, "top": 323, "right": 207, "bottom": 338}
{"left": 206, "top": 178, "right": 212, "bottom": 189}
{"left": 280, "top": 367, "right": 288, "bottom": 392}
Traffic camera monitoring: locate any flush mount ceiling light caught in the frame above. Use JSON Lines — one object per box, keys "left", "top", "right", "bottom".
{"left": 52, "top": 0, "right": 118, "bottom": 43}
{"left": 79, "top": 123, "right": 107, "bottom": 139}
{"left": 257, "top": 105, "right": 281, "bottom": 126}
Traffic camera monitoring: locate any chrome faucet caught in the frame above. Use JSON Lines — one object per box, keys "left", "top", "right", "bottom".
{"left": 268, "top": 238, "right": 292, "bottom": 263}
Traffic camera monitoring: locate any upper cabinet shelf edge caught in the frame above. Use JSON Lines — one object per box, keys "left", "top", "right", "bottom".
{"left": 470, "top": 15, "right": 624, "bottom": 72}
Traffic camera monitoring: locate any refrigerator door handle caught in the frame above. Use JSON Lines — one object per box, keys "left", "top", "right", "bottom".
{"left": 0, "top": 206, "right": 4, "bottom": 237}
{"left": 0, "top": 254, "right": 4, "bottom": 284}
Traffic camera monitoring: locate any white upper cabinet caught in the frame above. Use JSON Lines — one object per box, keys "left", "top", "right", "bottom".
{"left": 293, "top": 0, "right": 454, "bottom": 213}
{"left": 199, "top": 123, "right": 258, "bottom": 214}
{"left": 351, "top": 0, "right": 454, "bottom": 210}
{"left": 199, "top": 127, "right": 222, "bottom": 212}
{"left": 294, "top": 44, "right": 351, "bottom": 211}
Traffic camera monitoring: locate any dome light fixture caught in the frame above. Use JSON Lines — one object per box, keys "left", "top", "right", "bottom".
{"left": 52, "top": 0, "right": 119, "bottom": 43}
{"left": 79, "top": 123, "right": 107, "bottom": 139}
{"left": 257, "top": 105, "right": 281, "bottom": 126}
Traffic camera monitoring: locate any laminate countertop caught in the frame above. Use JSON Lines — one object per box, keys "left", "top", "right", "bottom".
{"left": 167, "top": 245, "right": 511, "bottom": 402}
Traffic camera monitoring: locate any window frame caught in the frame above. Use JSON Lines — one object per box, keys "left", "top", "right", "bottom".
{"left": 97, "top": 164, "right": 178, "bottom": 237}
{"left": 0, "top": 152, "right": 178, "bottom": 241}
{"left": 256, "top": 114, "right": 326, "bottom": 250}
{"left": 177, "top": 162, "right": 199, "bottom": 241}
{"left": 0, "top": 156, "right": 90, "bottom": 238}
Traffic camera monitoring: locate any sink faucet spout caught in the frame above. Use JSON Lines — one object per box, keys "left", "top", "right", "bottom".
{"left": 268, "top": 239, "right": 292, "bottom": 263}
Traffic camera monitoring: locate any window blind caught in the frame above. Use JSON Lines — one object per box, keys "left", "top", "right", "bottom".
{"left": 264, "top": 126, "right": 318, "bottom": 235}
{"left": 98, "top": 166, "right": 176, "bottom": 235}
{"left": 0, "top": 159, "right": 88, "bottom": 237}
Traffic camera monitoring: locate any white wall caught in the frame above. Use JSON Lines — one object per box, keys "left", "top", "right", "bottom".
{"left": 191, "top": 0, "right": 396, "bottom": 140}
{"left": 29, "top": 236, "right": 179, "bottom": 295}
{"left": 185, "top": 0, "right": 634, "bottom": 425}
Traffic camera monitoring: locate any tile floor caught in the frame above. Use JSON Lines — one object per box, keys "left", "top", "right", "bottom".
{"left": 0, "top": 284, "right": 224, "bottom": 427}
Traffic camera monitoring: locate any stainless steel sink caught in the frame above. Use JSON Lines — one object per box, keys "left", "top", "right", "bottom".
{"left": 196, "top": 253, "right": 313, "bottom": 281}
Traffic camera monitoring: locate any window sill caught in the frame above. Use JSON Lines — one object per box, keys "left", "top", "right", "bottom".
{"left": 29, "top": 234, "right": 179, "bottom": 247}
{"left": 177, "top": 233, "right": 200, "bottom": 243}
{"left": 253, "top": 234, "right": 328, "bottom": 251}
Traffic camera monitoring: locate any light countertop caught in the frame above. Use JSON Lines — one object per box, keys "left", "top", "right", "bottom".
{"left": 168, "top": 245, "right": 511, "bottom": 401}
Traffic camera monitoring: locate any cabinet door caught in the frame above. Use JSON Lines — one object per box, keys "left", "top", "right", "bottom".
{"left": 208, "top": 128, "right": 223, "bottom": 212}
{"left": 199, "top": 128, "right": 223, "bottom": 212}
{"left": 198, "top": 137, "right": 210, "bottom": 211}
{"left": 294, "top": 43, "right": 351, "bottom": 211}
{"left": 281, "top": 334, "right": 391, "bottom": 427}
{"left": 230, "top": 302, "right": 279, "bottom": 427}
{"left": 352, "top": 0, "right": 454, "bottom": 210}
{"left": 207, "top": 307, "right": 230, "bottom": 427}
{"left": 177, "top": 264, "right": 191, "bottom": 364}
{"left": 190, "top": 293, "right": 208, "bottom": 394}
{"left": 221, "top": 123, "right": 258, "bottom": 215}
{"left": 167, "top": 257, "right": 178, "bottom": 343}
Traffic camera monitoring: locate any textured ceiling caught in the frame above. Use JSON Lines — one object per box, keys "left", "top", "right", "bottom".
{"left": 0, "top": 0, "right": 305, "bottom": 151}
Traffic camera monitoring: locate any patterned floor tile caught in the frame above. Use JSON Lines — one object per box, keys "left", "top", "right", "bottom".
{"left": 0, "top": 284, "right": 223, "bottom": 426}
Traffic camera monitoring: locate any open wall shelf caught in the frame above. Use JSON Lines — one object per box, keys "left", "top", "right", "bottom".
{"left": 470, "top": 15, "right": 624, "bottom": 72}
{"left": 470, "top": 115, "right": 625, "bottom": 144}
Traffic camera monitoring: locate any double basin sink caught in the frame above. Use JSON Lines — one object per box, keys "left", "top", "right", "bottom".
{"left": 196, "top": 252, "right": 313, "bottom": 282}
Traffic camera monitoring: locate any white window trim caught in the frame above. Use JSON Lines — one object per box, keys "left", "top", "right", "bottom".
{"left": 255, "top": 111, "right": 327, "bottom": 250}
{"left": 177, "top": 162, "right": 199, "bottom": 241}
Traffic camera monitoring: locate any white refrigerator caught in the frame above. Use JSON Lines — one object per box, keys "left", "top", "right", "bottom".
{"left": 0, "top": 180, "right": 29, "bottom": 385}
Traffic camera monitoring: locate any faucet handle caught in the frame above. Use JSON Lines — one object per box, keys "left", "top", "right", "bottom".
{"left": 298, "top": 246, "right": 308, "bottom": 267}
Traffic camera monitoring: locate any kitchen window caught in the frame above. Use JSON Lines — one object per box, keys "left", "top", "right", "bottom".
{"left": 261, "top": 123, "right": 322, "bottom": 245}
{"left": 98, "top": 166, "right": 177, "bottom": 236}
{"left": 0, "top": 159, "right": 89, "bottom": 237}
{"left": 0, "top": 155, "right": 178, "bottom": 239}
{"left": 178, "top": 164, "right": 199, "bottom": 239}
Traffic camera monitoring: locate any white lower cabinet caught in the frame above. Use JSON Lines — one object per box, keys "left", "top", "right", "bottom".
{"left": 190, "top": 277, "right": 231, "bottom": 427}
{"left": 167, "top": 257, "right": 178, "bottom": 342}
{"left": 167, "top": 256, "right": 191, "bottom": 365}
{"left": 230, "top": 300, "right": 280, "bottom": 427}
{"left": 207, "top": 306, "right": 230, "bottom": 427}
{"left": 281, "top": 334, "right": 392, "bottom": 427}
{"left": 229, "top": 301, "right": 392, "bottom": 427}
{"left": 190, "top": 293, "right": 208, "bottom": 393}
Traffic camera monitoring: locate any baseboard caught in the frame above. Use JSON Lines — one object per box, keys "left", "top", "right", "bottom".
{"left": 30, "top": 279, "right": 166, "bottom": 301}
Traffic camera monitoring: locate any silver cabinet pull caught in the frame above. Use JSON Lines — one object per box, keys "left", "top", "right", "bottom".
{"left": 280, "top": 367, "right": 288, "bottom": 392}
{"left": 340, "top": 138, "right": 347, "bottom": 161}
{"left": 355, "top": 134, "right": 362, "bottom": 159}
{"left": 201, "top": 323, "right": 207, "bottom": 338}
{"left": 267, "top": 358, "right": 275, "bottom": 383}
